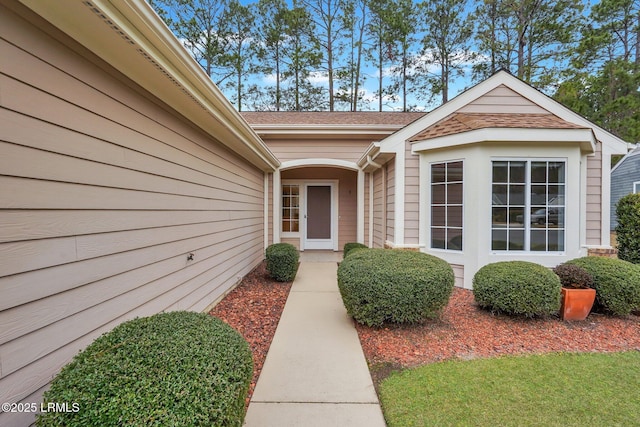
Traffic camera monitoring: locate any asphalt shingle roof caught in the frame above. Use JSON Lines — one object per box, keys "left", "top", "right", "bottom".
{"left": 409, "top": 113, "right": 586, "bottom": 141}
{"left": 241, "top": 111, "right": 426, "bottom": 126}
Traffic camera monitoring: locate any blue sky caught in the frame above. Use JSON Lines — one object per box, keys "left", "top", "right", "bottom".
{"left": 161, "top": 0, "right": 596, "bottom": 111}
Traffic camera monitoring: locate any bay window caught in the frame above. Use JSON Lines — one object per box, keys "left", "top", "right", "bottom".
{"left": 491, "top": 160, "right": 565, "bottom": 252}
{"left": 431, "top": 161, "right": 463, "bottom": 251}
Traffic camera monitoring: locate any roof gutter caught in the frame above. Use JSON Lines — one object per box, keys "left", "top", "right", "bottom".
{"left": 18, "top": 0, "right": 280, "bottom": 172}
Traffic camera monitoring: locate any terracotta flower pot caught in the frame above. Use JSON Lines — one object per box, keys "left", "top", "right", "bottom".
{"left": 561, "top": 288, "right": 596, "bottom": 321}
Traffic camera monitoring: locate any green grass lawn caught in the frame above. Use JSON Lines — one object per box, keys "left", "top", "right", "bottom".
{"left": 379, "top": 351, "right": 640, "bottom": 427}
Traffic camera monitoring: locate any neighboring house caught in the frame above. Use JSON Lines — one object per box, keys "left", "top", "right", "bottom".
{"left": 610, "top": 145, "right": 640, "bottom": 230}
{"left": 0, "top": 1, "right": 278, "bottom": 425}
{"left": 0, "top": 1, "right": 629, "bottom": 425}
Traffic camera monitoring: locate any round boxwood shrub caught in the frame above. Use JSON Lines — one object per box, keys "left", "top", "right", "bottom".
{"left": 473, "top": 261, "right": 561, "bottom": 317}
{"left": 616, "top": 193, "right": 640, "bottom": 264}
{"left": 565, "top": 256, "right": 640, "bottom": 315}
{"left": 337, "top": 249, "right": 454, "bottom": 327}
{"left": 343, "top": 242, "right": 368, "bottom": 258}
{"left": 37, "top": 312, "right": 253, "bottom": 427}
{"left": 265, "top": 243, "right": 299, "bottom": 282}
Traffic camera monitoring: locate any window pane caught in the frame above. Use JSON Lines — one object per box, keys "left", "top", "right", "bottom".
{"left": 548, "top": 185, "right": 564, "bottom": 204}
{"left": 530, "top": 207, "right": 547, "bottom": 225}
{"left": 531, "top": 230, "right": 547, "bottom": 251}
{"left": 548, "top": 162, "right": 565, "bottom": 183}
{"left": 548, "top": 230, "right": 564, "bottom": 251}
{"left": 448, "top": 183, "right": 463, "bottom": 204}
{"left": 531, "top": 162, "right": 547, "bottom": 183}
{"left": 531, "top": 185, "right": 547, "bottom": 205}
{"left": 431, "top": 227, "right": 446, "bottom": 249}
{"left": 432, "top": 184, "right": 446, "bottom": 204}
{"left": 509, "top": 230, "right": 525, "bottom": 250}
{"left": 509, "top": 184, "right": 525, "bottom": 205}
{"left": 432, "top": 206, "right": 446, "bottom": 226}
{"left": 493, "top": 162, "right": 508, "bottom": 182}
{"left": 449, "top": 206, "right": 463, "bottom": 227}
{"left": 448, "top": 161, "right": 463, "bottom": 182}
{"left": 447, "top": 228, "right": 463, "bottom": 250}
{"left": 492, "top": 229, "right": 507, "bottom": 250}
{"left": 509, "top": 162, "right": 526, "bottom": 183}
{"left": 291, "top": 220, "right": 299, "bottom": 232}
{"left": 492, "top": 207, "right": 508, "bottom": 227}
{"left": 552, "top": 207, "right": 564, "bottom": 227}
{"left": 432, "top": 163, "right": 446, "bottom": 183}
{"left": 510, "top": 207, "right": 525, "bottom": 226}
{"left": 492, "top": 185, "right": 507, "bottom": 205}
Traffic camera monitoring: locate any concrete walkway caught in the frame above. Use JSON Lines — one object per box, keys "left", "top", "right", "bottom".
{"left": 244, "top": 252, "right": 386, "bottom": 427}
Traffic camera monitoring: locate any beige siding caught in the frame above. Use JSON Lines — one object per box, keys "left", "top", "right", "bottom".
{"left": 586, "top": 144, "right": 603, "bottom": 245}
{"left": 386, "top": 159, "right": 395, "bottom": 243}
{"left": 266, "top": 139, "right": 371, "bottom": 163}
{"left": 458, "top": 85, "right": 549, "bottom": 114}
{"left": 405, "top": 142, "right": 420, "bottom": 245}
{"left": 0, "top": 6, "right": 265, "bottom": 423}
{"left": 281, "top": 167, "right": 357, "bottom": 249}
{"left": 372, "top": 167, "right": 385, "bottom": 248}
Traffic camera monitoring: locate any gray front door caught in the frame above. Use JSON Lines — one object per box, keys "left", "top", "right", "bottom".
{"left": 305, "top": 185, "right": 333, "bottom": 249}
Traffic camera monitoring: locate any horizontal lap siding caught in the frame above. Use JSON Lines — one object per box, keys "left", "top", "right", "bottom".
{"left": 405, "top": 143, "right": 420, "bottom": 245}
{"left": 458, "top": 85, "right": 549, "bottom": 114}
{"left": 386, "top": 160, "right": 395, "bottom": 243}
{"left": 373, "top": 168, "right": 384, "bottom": 248}
{"left": 266, "top": 139, "right": 371, "bottom": 163}
{"left": 0, "top": 6, "right": 265, "bottom": 423}
{"left": 586, "top": 145, "right": 603, "bottom": 245}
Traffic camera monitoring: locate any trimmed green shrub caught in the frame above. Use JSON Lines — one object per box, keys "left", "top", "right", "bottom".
{"left": 343, "top": 242, "right": 368, "bottom": 258}
{"left": 265, "top": 243, "right": 299, "bottom": 282}
{"left": 553, "top": 263, "right": 594, "bottom": 289}
{"left": 337, "top": 249, "right": 454, "bottom": 327}
{"left": 37, "top": 312, "right": 253, "bottom": 427}
{"left": 565, "top": 256, "right": 640, "bottom": 315}
{"left": 473, "top": 261, "right": 561, "bottom": 317}
{"left": 616, "top": 193, "right": 640, "bottom": 264}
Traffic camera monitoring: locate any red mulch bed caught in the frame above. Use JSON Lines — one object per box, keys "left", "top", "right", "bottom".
{"left": 356, "top": 287, "right": 640, "bottom": 371}
{"left": 209, "top": 262, "right": 292, "bottom": 404}
{"left": 210, "top": 266, "right": 640, "bottom": 396}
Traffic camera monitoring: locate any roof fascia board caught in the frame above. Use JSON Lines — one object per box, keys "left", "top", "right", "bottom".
{"left": 411, "top": 128, "right": 597, "bottom": 153}
{"left": 18, "top": 0, "right": 280, "bottom": 171}
{"left": 611, "top": 144, "right": 640, "bottom": 173}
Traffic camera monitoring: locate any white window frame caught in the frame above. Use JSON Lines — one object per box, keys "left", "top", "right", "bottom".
{"left": 491, "top": 158, "right": 567, "bottom": 253}
{"left": 429, "top": 160, "right": 464, "bottom": 252}
{"left": 634, "top": 181, "right": 640, "bottom": 193}
{"left": 281, "top": 182, "right": 301, "bottom": 238}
